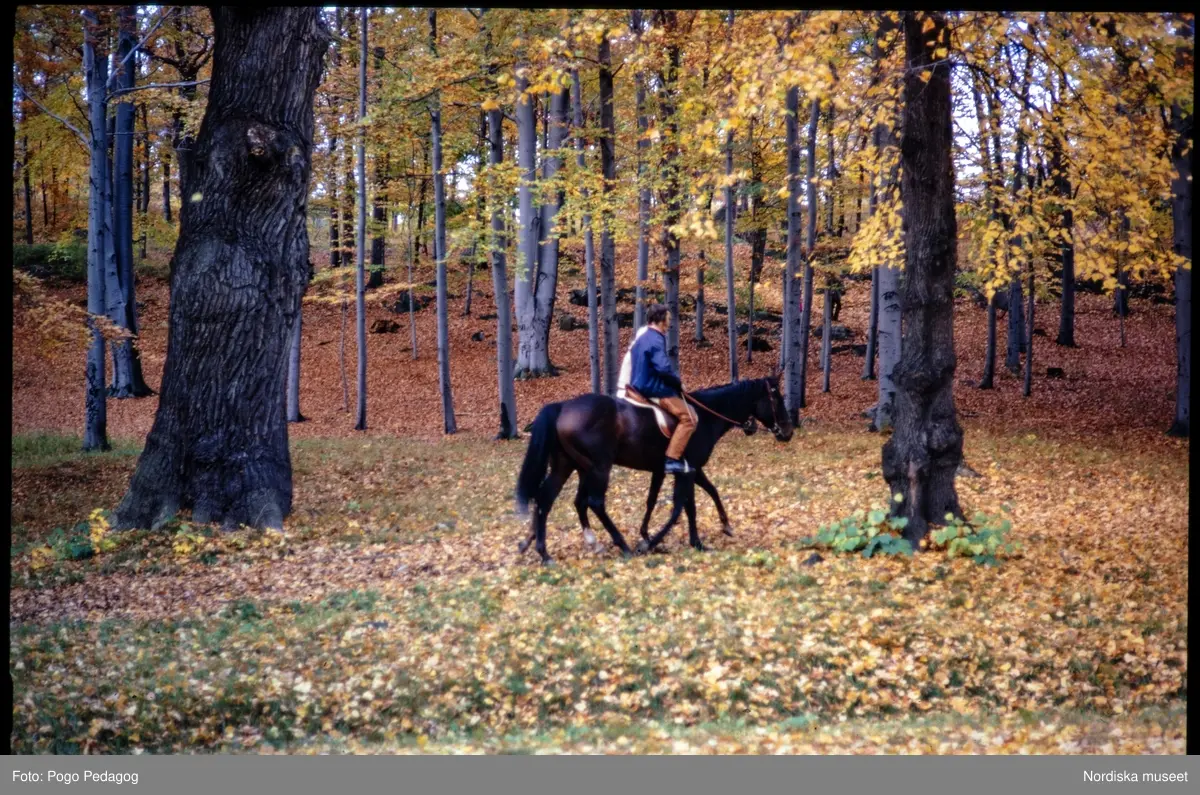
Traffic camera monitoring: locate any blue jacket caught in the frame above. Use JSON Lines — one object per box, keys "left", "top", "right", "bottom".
{"left": 629, "top": 328, "right": 682, "bottom": 399}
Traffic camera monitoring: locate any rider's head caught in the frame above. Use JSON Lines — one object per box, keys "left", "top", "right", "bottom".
{"left": 647, "top": 303, "right": 668, "bottom": 331}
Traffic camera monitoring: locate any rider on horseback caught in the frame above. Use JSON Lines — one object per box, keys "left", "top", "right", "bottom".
{"left": 628, "top": 304, "right": 695, "bottom": 476}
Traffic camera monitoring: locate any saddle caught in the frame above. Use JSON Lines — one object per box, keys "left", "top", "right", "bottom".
{"left": 620, "top": 386, "right": 697, "bottom": 439}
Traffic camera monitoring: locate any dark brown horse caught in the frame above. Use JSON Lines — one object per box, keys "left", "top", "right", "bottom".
{"left": 515, "top": 377, "right": 793, "bottom": 564}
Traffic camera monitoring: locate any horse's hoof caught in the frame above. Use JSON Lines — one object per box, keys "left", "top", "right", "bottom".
{"left": 517, "top": 539, "right": 530, "bottom": 554}
{"left": 621, "top": 548, "right": 634, "bottom": 560}
{"left": 540, "top": 557, "right": 555, "bottom": 567}
{"left": 635, "top": 540, "right": 650, "bottom": 555}
{"left": 722, "top": 524, "right": 735, "bottom": 537}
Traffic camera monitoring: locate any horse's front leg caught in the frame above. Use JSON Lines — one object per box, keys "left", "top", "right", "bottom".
{"left": 695, "top": 469, "right": 734, "bottom": 537}
{"left": 638, "top": 473, "right": 692, "bottom": 554}
{"left": 638, "top": 469, "right": 666, "bottom": 541}
{"left": 683, "top": 483, "right": 704, "bottom": 551}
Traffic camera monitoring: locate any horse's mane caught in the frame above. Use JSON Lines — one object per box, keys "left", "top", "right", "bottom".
{"left": 690, "top": 378, "right": 766, "bottom": 406}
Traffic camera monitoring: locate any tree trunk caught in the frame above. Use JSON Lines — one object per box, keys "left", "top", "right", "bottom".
{"left": 430, "top": 9, "right": 457, "bottom": 433}
{"left": 368, "top": 43, "right": 386, "bottom": 291}
{"left": 724, "top": 11, "right": 738, "bottom": 382}
{"left": 573, "top": 69, "right": 601, "bottom": 395}
{"left": 1006, "top": 54, "right": 1032, "bottom": 372}
{"left": 872, "top": 13, "right": 902, "bottom": 429}
{"left": 110, "top": 5, "right": 152, "bottom": 399}
{"left": 825, "top": 103, "right": 836, "bottom": 235}
{"left": 1168, "top": 15, "right": 1192, "bottom": 437}
{"left": 783, "top": 84, "right": 804, "bottom": 422}
{"left": 354, "top": 8, "right": 368, "bottom": 431}
{"left": 881, "top": 12, "right": 963, "bottom": 548}
{"left": 488, "top": 105, "right": 518, "bottom": 437}
{"left": 656, "top": 10, "right": 682, "bottom": 371}
{"left": 797, "top": 98, "right": 820, "bottom": 409}
{"left": 163, "top": 152, "right": 172, "bottom": 222}
{"left": 537, "top": 87, "right": 568, "bottom": 358}
{"left": 980, "top": 297, "right": 998, "bottom": 389}
{"left": 632, "top": 9, "right": 650, "bottom": 331}
{"left": 821, "top": 277, "right": 833, "bottom": 393}
{"left": 287, "top": 307, "right": 305, "bottom": 423}
{"left": 863, "top": 266, "right": 879, "bottom": 379}
{"left": 406, "top": 204, "right": 417, "bottom": 359}
{"left": 82, "top": 11, "right": 110, "bottom": 452}
{"left": 329, "top": 134, "right": 340, "bottom": 267}
{"left": 23, "top": 136, "right": 34, "bottom": 244}
{"left": 599, "top": 34, "right": 619, "bottom": 394}
{"left": 113, "top": 8, "right": 329, "bottom": 531}
{"left": 513, "top": 71, "right": 552, "bottom": 377}
{"left": 416, "top": 144, "right": 428, "bottom": 260}
{"left": 1023, "top": 260, "right": 1034, "bottom": 397}
{"left": 1053, "top": 139, "right": 1076, "bottom": 348}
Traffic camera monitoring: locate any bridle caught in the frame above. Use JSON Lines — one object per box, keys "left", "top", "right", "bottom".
{"left": 761, "top": 380, "right": 786, "bottom": 437}
{"left": 684, "top": 379, "right": 784, "bottom": 436}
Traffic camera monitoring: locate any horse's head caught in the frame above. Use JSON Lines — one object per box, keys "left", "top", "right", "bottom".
{"left": 755, "top": 375, "right": 794, "bottom": 442}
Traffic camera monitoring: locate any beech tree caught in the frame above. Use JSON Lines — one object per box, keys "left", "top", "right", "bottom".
{"left": 114, "top": 8, "right": 329, "bottom": 531}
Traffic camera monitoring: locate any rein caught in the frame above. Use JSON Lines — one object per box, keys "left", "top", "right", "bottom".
{"left": 684, "top": 389, "right": 755, "bottom": 431}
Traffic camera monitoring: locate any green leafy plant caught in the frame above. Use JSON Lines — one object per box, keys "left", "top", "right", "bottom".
{"left": 803, "top": 503, "right": 913, "bottom": 558}
{"left": 931, "top": 511, "right": 1021, "bottom": 566}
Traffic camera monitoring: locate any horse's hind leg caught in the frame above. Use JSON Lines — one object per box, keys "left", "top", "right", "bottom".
{"left": 527, "top": 459, "right": 569, "bottom": 565}
{"left": 695, "top": 469, "right": 734, "bottom": 537}
{"left": 574, "top": 480, "right": 599, "bottom": 551}
{"left": 582, "top": 468, "right": 633, "bottom": 558}
{"left": 638, "top": 470, "right": 665, "bottom": 542}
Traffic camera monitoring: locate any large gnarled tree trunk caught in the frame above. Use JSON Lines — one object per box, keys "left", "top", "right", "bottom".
{"left": 114, "top": 8, "right": 330, "bottom": 531}
{"left": 881, "top": 12, "right": 964, "bottom": 548}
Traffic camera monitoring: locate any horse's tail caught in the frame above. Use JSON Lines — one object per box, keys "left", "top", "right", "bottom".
{"left": 515, "top": 402, "right": 563, "bottom": 517}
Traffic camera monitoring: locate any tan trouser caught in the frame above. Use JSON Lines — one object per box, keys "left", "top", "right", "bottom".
{"left": 657, "top": 395, "right": 697, "bottom": 460}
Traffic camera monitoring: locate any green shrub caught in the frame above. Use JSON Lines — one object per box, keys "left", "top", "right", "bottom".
{"left": 13, "top": 240, "right": 87, "bottom": 282}
{"left": 930, "top": 511, "right": 1021, "bottom": 566}
{"left": 802, "top": 504, "right": 913, "bottom": 558}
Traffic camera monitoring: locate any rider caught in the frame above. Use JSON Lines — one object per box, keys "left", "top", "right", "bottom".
{"left": 628, "top": 304, "right": 695, "bottom": 476}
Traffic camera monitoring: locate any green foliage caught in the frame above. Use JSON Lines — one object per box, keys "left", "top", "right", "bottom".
{"left": 803, "top": 504, "right": 913, "bottom": 558}
{"left": 931, "top": 511, "right": 1021, "bottom": 567}
{"left": 13, "top": 241, "right": 87, "bottom": 282}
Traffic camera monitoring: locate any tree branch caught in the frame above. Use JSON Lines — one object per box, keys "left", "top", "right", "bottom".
{"left": 106, "top": 7, "right": 179, "bottom": 92}
{"left": 109, "top": 79, "right": 211, "bottom": 99}
{"left": 15, "top": 83, "right": 87, "bottom": 145}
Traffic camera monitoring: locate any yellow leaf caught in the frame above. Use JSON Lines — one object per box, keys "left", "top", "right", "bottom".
{"left": 921, "top": 16, "right": 936, "bottom": 34}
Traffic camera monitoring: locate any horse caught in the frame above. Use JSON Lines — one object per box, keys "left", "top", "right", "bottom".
{"left": 514, "top": 377, "right": 794, "bottom": 565}
{"left": 517, "top": 421, "right": 758, "bottom": 557}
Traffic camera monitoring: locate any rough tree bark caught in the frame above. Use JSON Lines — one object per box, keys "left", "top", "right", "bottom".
{"left": 1006, "top": 50, "right": 1033, "bottom": 373}
{"left": 430, "top": 9, "right": 457, "bottom": 433}
{"left": 882, "top": 11, "right": 964, "bottom": 548}
{"left": 572, "top": 68, "right": 600, "bottom": 395}
{"left": 113, "top": 8, "right": 329, "bottom": 531}
{"left": 821, "top": 275, "right": 833, "bottom": 393}
{"left": 599, "top": 34, "right": 619, "bottom": 394}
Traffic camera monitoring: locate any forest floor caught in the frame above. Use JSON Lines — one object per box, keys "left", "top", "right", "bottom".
{"left": 9, "top": 244, "right": 1189, "bottom": 753}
